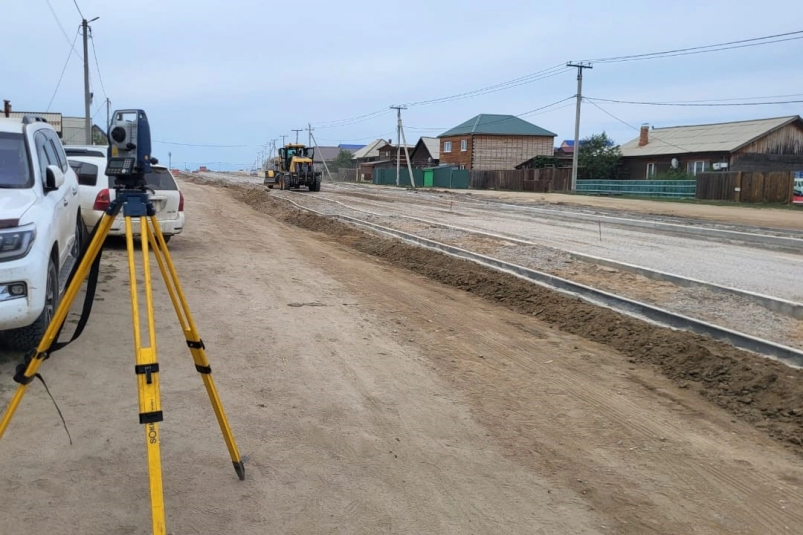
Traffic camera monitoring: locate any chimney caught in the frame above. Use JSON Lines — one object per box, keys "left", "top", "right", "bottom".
{"left": 3, "top": 100, "right": 10, "bottom": 118}
{"left": 638, "top": 123, "right": 649, "bottom": 146}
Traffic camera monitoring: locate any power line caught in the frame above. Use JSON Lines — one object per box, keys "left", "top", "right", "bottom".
{"left": 90, "top": 101, "right": 105, "bottom": 120}
{"left": 588, "top": 30, "right": 803, "bottom": 63}
{"left": 315, "top": 108, "right": 390, "bottom": 128}
{"left": 586, "top": 97, "right": 803, "bottom": 107}
{"left": 312, "top": 65, "right": 571, "bottom": 128}
{"left": 402, "top": 97, "right": 577, "bottom": 134}
{"left": 584, "top": 98, "right": 694, "bottom": 153}
{"left": 71, "top": 0, "right": 84, "bottom": 19}
{"left": 46, "top": 28, "right": 81, "bottom": 112}
{"left": 316, "top": 132, "right": 396, "bottom": 142}
{"left": 44, "top": 0, "right": 82, "bottom": 60}
{"left": 153, "top": 140, "right": 256, "bottom": 148}
{"left": 89, "top": 29, "right": 108, "bottom": 100}
{"left": 404, "top": 65, "right": 571, "bottom": 107}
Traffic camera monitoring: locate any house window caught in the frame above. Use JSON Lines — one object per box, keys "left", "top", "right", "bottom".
{"left": 443, "top": 141, "right": 452, "bottom": 153}
{"left": 646, "top": 163, "right": 656, "bottom": 178}
{"left": 687, "top": 161, "right": 707, "bottom": 175}
{"left": 460, "top": 139, "right": 467, "bottom": 152}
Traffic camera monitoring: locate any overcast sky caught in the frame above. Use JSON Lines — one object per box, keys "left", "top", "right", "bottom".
{"left": 4, "top": 0, "right": 802, "bottom": 170}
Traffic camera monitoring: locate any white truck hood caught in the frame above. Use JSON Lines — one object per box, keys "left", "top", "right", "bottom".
{"left": 0, "top": 189, "right": 37, "bottom": 222}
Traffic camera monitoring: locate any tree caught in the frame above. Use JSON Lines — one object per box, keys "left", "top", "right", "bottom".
{"left": 332, "top": 149, "right": 355, "bottom": 170}
{"left": 578, "top": 132, "right": 622, "bottom": 180}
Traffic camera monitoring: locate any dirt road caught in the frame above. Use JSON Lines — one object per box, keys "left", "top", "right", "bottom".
{"left": 420, "top": 187, "right": 803, "bottom": 231}
{"left": 2, "top": 180, "right": 803, "bottom": 534}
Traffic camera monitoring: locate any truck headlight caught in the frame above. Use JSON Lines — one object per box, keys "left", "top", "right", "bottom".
{"left": 0, "top": 224, "right": 36, "bottom": 262}
{"left": 0, "top": 282, "right": 27, "bottom": 302}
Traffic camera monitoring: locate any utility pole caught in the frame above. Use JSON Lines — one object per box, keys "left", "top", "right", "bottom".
{"left": 307, "top": 123, "right": 313, "bottom": 146}
{"left": 82, "top": 18, "right": 91, "bottom": 144}
{"left": 168, "top": 152, "right": 172, "bottom": 169}
{"left": 280, "top": 134, "right": 288, "bottom": 147}
{"left": 82, "top": 16, "right": 100, "bottom": 144}
{"left": 310, "top": 131, "right": 334, "bottom": 184}
{"left": 292, "top": 129, "right": 303, "bottom": 144}
{"left": 390, "top": 105, "right": 416, "bottom": 189}
{"left": 567, "top": 62, "right": 592, "bottom": 192}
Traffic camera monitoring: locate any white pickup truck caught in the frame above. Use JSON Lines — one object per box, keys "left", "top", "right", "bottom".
{"left": 0, "top": 115, "right": 83, "bottom": 350}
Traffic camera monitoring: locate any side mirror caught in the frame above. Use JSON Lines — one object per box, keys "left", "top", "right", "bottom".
{"left": 45, "top": 165, "right": 65, "bottom": 190}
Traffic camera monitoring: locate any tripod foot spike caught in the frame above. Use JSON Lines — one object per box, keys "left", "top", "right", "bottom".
{"left": 233, "top": 460, "right": 246, "bottom": 481}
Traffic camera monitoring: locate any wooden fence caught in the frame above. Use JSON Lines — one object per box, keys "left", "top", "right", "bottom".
{"left": 696, "top": 171, "right": 795, "bottom": 203}
{"left": 469, "top": 167, "right": 572, "bottom": 192}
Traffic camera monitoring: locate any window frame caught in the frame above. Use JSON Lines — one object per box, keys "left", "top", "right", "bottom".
{"left": 460, "top": 139, "right": 467, "bottom": 152}
{"left": 443, "top": 141, "right": 452, "bottom": 153}
{"left": 646, "top": 162, "right": 656, "bottom": 178}
{"left": 687, "top": 160, "right": 707, "bottom": 175}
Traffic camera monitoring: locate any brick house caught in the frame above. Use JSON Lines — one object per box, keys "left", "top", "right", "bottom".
{"left": 620, "top": 116, "right": 803, "bottom": 179}
{"left": 437, "top": 114, "right": 556, "bottom": 170}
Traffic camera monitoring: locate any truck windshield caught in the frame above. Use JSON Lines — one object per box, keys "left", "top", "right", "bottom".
{"left": 0, "top": 133, "right": 32, "bottom": 188}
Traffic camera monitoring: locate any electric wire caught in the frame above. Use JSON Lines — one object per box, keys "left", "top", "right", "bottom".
{"left": 89, "top": 29, "right": 108, "bottom": 100}
{"left": 587, "top": 31, "right": 803, "bottom": 63}
{"left": 153, "top": 140, "right": 255, "bottom": 148}
{"left": 403, "top": 64, "right": 570, "bottom": 107}
{"left": 584, "top": 98, "right": 694, "bottom": 153}
{"left": 44, "top": 0, "right": 82, "bottom": 60}
{"left": 46, "top": 28, "right": 81, "bottom": 112}
{"left": 586, "top": 97, "right": 803, "bottom": 107}
{"left": 71, "top": 0, "right": 84, "bottom": 19}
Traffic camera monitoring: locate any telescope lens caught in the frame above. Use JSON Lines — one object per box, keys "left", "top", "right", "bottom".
{"left": 111, "top": 126, "right": 127, "bottom": 143}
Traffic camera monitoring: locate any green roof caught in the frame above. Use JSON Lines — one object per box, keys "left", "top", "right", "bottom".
{"left": 438, "top": 114, "right": 557, "bottom": 137}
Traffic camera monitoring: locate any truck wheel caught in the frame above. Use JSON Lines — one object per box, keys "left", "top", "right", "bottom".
{"left": 4, "top": 258, "right": 59, "bottom": 351}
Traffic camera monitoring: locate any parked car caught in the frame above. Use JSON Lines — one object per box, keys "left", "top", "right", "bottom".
{"left": 65, "top": 146, "right": 185, "bottom": 242}
{"left": 0, "top": 116, "right": 83, "bottom": 350}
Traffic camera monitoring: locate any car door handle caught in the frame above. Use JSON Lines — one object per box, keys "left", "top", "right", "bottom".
{"left": 63, "top": 199, "right": 69, "bottom": 207}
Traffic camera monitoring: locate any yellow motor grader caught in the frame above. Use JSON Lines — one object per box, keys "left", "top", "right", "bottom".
{"left": 263, "top": 143, "right": 321, "bottom": 191}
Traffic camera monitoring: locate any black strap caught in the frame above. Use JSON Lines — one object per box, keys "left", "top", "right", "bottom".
{"left": 47, "top": 222, "right": 104, "bottom": 353}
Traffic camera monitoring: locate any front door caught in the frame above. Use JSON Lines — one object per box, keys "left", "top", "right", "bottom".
{"left": 424, "top": 169, "right": 434, "bottom": 187}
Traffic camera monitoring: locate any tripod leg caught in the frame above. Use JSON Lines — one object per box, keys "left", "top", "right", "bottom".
{"left": 147, "top": 217, "right": 245, "bottom": 481}
{"left": 127, "top": 217, "right": 167, "bottom": 535}
{"left": 0, "top": 213, "right": 115, "bottom": 439}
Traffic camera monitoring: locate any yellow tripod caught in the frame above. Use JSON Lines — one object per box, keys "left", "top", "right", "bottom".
{"left": 0, "top": 189, "right": 245, "bottom": 535}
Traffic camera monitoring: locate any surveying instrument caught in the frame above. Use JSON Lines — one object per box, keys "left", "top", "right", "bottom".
{"left": 0, "top": 110, "right": 245, "bottom": 534}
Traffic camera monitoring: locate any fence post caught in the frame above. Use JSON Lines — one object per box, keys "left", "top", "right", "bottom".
{"left": 734, "top": 172, "right": 742, "bottom": 203}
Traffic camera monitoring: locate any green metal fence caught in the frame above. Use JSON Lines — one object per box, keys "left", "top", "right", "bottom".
{"left": 576, "top": 180, "right": 696, "bottom": 198}
{"left": 373, "top": 168, "right": 470, "bottom": 189}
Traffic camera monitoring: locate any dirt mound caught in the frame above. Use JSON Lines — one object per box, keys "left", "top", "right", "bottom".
{"left": 230, "top": 184, "right": 803, "bottom": 453}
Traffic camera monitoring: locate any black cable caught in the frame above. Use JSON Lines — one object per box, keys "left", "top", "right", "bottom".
{"left": 89, "top": 29, "right": 108, "bottom": 100}
{"left": 315, "top": 108, "right": 390, "bottom": 127}
{"left": 588, "top": 31, "right": 803, "bottom": 63}
{"left": 71, "top": 0, "right": 84, "bottom": 19}
{"left": 587, "top": 97, "right": 803, "bottom": 107}
{"left": 44, "top": 0, "right": 82, "bottom": 60}
{"left": 46, "top": 28, "right": 81, "bottom": 112}
{"left": 313, "top": 64, "right": 570, "bottom": 128}
{"left": 584, "top": 98, "right": 694, "bottom": 153}
{"left": 153, "top": 140, "right": 255, "bottom": 148}
{"left": 405, "top": 65, "right": 570, "bottom": 107}
{"left": 315, "top": 109, "right": 394, "bottom": 129}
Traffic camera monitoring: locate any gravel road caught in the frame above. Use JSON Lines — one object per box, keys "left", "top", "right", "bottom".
{"left": 307, "top": 186, "right": 803, "bottom": 303}
{"left": 3, "top": 179, "right": 803, "bottom": 534}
